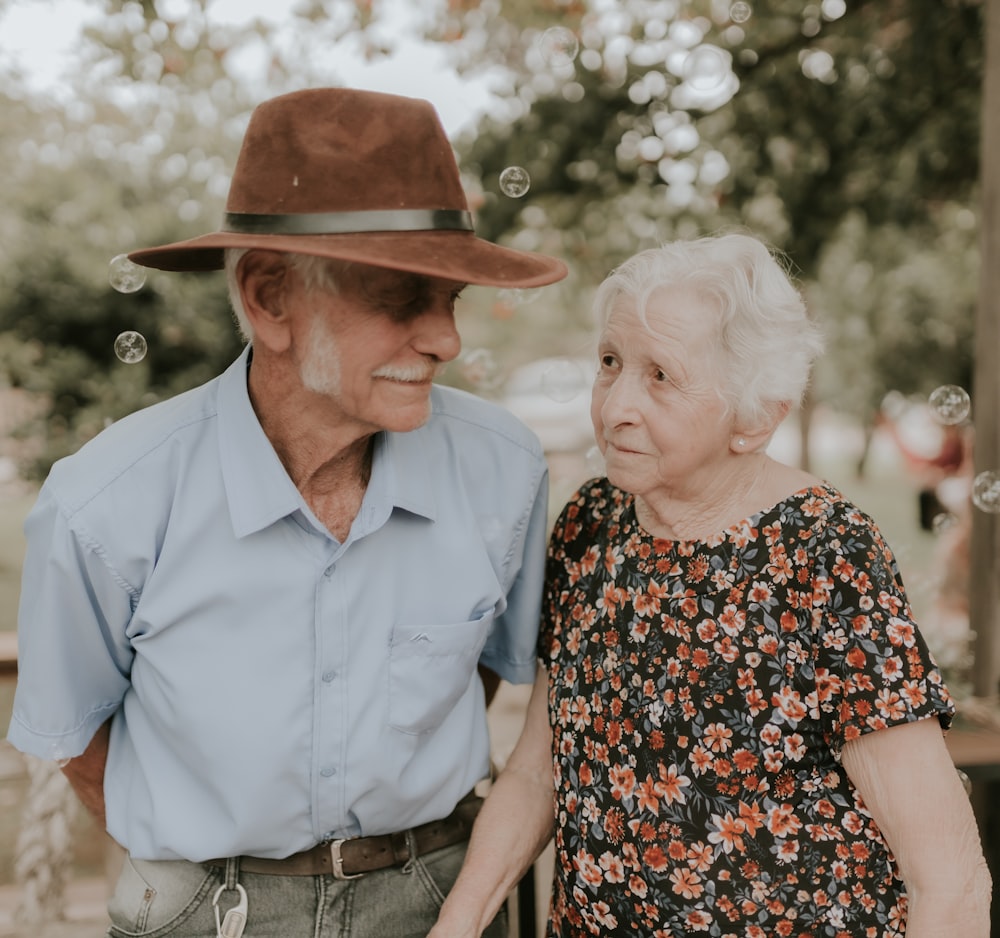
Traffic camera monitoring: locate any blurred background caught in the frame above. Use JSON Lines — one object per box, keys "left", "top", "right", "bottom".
{"left": 0, "top": 0, "right": 997, "bottom": 934}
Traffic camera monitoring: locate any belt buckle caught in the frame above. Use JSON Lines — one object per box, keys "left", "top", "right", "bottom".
{"left": 328, "top": 838, "right": 363, "bottom": 880}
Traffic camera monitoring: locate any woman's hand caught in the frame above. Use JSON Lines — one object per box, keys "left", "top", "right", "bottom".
{"left": 427, "top": 665, "right": 554, "bottom": 938}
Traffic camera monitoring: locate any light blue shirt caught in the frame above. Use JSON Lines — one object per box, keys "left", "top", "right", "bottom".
{"left": 8, "top": 345, "right": 548, "bottom": 861}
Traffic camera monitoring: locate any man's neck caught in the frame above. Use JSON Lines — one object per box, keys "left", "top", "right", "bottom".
{"left": 247, "top": 354, "right": 375, "bottom": 540}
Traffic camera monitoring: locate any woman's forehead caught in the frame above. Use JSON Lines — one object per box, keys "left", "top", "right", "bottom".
{"left": 606, "top": 283, "right": 720, "bottom": 343}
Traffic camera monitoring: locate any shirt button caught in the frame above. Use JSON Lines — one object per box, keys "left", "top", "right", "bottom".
{"left": 324, "top": 566, "right": 335, "bottom": 578}
{"left": 322, "top": 670, "right": 336, "bottom": 683}
{"left": 320, "top": 765, "right": 337, "bottom": 778}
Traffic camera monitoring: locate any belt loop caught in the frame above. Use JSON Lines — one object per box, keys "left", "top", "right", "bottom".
{"left": 401, "top": 829, "right": 419, "bottom": 875}
{"left": 225, "top": 856, "right": 240, "bottom": 891}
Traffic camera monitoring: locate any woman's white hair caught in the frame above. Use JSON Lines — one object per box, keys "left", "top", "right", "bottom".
{"left": 224, "top": 249, "right": 348, "bottom": 342}
{"left": 592, "top": 232, "right": 825, "bottom": 431}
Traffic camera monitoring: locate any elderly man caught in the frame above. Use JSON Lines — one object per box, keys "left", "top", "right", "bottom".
{"left": 8, "top": 87, "right": 566, "bottom": 937}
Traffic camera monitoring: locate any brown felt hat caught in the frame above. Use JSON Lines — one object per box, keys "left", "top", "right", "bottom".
{"left": 128, "top": 87, "right": 567, "bottom": 288}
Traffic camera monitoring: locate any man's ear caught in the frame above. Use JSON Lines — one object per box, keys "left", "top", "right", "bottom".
{"left": 238, "top": 250, "right": 296, "bottom": 353}
{"left": 730, "top": 400, "right": 791, "bottom": 454}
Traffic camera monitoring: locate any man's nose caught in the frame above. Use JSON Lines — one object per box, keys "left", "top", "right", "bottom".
{"left": 415, "top": 306, "right": 462, "bottom": 363}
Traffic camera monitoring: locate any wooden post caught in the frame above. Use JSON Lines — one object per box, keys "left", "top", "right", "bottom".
{"left": 970, "top": 0, "right": 1000, "bottom": 699}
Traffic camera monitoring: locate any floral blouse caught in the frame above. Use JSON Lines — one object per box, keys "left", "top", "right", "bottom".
{"left": 539, "top": 479, "right": 955, "bottom": 938}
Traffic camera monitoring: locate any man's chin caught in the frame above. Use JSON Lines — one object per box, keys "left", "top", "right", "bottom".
{"left": 381, "top": 402, "right": 433, "bottom": 434}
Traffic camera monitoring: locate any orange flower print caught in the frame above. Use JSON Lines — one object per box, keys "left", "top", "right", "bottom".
{"left": 684, "top": 908, "right": 712, "bottom": 931}
{"left": 599, "top": 851, "right": 627, "bottom": 883}
{"left": 609, "top": 764, "right": 637, "bottom": 801}
{"left": 767, "top": 804, "right": 802, "bottom": 837}
{"left": 574, "top": 848, "right": 604, "bottom": 887}
{"left": 669, "top": 867, "right": 704, "bottom": 899}
{"left": 708, "top": 811, "right": 746, "bottom": 853}
{"left": 657, "top": 763, "right": 691, "bottom": 805}
{"left": 541, "top": 479, "right": 953, "bottom": 936}
{"left": 704, "top": 722, "right": 734, "bottom": 752}
{"left": 642, "top": 843, "right": 670, "bottom": 872}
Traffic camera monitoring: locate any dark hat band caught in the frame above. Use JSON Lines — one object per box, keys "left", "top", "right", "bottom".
{"left": 223, "top": 209, "right": 474, "bottom": 236}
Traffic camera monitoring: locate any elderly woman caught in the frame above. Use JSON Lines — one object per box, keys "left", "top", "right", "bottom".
{"left": 430, "top": 232, "right": 991, "bottom": 938}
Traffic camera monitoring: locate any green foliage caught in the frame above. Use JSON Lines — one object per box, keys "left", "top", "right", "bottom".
{"left": 0, "top": 87, "right": 243, "bottom": 477}
{"left": 450, "top": 0, "right": 983, "bottom": 425}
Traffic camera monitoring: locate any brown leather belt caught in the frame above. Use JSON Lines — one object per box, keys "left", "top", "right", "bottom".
{"left": 206, "top": 793, "right": 482, "bottom": 880}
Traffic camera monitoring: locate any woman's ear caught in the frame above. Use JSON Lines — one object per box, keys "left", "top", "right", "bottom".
{"left": 237, "top": 250, "right": 295, "bottom": 353}
{"left": 730, "top": 401, "right": 791, "bottom": 454}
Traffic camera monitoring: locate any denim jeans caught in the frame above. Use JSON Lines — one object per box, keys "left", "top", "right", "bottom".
{"left": 105, "top": 842, "right": 507, "bottom": 937}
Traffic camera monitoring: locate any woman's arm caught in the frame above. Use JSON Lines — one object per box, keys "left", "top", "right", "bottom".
{"left": 428, "top": 664, "right": 555, "bottom": 938}
{"left": 840, "top": 717, "right": 992, "bottom": 937}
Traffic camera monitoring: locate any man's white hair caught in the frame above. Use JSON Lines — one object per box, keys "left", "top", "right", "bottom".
{"left": 224, "top": 249, "right": 347, "bottom": 342}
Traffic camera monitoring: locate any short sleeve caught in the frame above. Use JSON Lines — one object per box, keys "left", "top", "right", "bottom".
{"left": 811, "top": 508, "right": 955, "bottom": 754}
{"left": 478, "top": 466, "right": 549, "bottom": 685}
{"left": 538, "top": 482, "right": 597, "bottom": 664}
{"left": 7, "top": 484, "right": 134, "bottom": 761}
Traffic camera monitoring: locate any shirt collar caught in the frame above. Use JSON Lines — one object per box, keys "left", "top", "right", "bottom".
{"left": 376, "top": 418, "right": 438, "bottom": 523}
{"left": 218, "top": 346, "right": 304, "bottom": 538}
{"left": 218, "top": 346, "right": 438, "bottom": 538}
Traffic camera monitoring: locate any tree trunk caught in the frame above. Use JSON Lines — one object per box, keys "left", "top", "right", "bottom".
{"left": 970, "top": 0, "right": 1000, "bottom": 700}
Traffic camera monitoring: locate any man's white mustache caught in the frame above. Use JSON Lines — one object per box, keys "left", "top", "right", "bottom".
{"left": 371, "top": 362, "right": 446, "bottom": 382}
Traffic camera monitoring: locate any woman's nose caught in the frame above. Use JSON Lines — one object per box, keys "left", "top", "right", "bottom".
{"left": 599, "top": 373, "right": 639, "bottom": 426}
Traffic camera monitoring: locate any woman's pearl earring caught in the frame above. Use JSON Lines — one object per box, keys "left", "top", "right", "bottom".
{"left": 736, "top": 438, "right": 746, "bottom": 448}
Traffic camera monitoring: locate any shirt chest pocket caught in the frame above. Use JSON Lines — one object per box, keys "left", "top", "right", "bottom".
{"left": 387, "top": 611, "right": 494, "bottom": 735}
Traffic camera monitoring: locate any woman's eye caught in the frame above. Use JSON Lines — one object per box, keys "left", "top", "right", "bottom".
{"left": 654, "top": 369, "right": 669, "bottom": 382}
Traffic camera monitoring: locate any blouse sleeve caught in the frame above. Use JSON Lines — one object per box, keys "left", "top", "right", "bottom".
{"left": 538, "top": 481, "right": 601, "bottom": 663}
{"left": 810, "top": 503, "right": 955, "bottom": 754}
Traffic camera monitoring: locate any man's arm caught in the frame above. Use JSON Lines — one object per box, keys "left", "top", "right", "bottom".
{"left": 840, "top": 717, "right": 992, "bottom": 937}
{"left": 429, "top": 664, "right": 553, "bottom": 938}
{"left": 60, "top": 718, "right": 112, "bottom": 829}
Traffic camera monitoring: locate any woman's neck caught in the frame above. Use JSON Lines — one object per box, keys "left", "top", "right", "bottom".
{"left": 633, "top": 455, "right": 816, "bottom": 540}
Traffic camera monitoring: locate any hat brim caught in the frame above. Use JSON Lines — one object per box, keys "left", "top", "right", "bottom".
{"left": 128, "top": 230, "right": 567, "bottom": 288}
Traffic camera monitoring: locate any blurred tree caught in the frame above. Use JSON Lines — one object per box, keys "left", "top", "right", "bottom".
{"left": 445, "top": 0, "right": 983, "bottom": 448}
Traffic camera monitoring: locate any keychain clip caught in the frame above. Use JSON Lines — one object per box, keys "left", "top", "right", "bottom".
{"left": 212, "top": 882, "right": 248, "bottom": 938}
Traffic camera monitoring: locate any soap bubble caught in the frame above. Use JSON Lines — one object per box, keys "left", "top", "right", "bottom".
{"left": 928, "top": 384, "right": 970, "bottom": 425}
{"left": 496, "top": 287, "right": 542, "bottom": 308}
{"left": 585, "top": 446, "right": 605, "bottom": 477}
{"left": 108, "top": 254, "right": 147, "bottom": 293}
{"left": 539, "top": 27, "right": 579, "bottom": 68}
{"left": 499, "top": 166, "right": 530, "bottom": 198}
{"left": 972, "top": 470, "right": 1000, "bottom": 514}
{"left": 931, "top": 512, "right": 958, "bottom": 535}
{"left": 730, "top": 2, "right": 752, "bottom": 23}
{"left": 458, "top": 348, "right": 502, "bottom": 390}
{"left": 541, "top": 359, "right": 585, "bottom": 403}
{"left": 114, "top": 330, "right": 148, "bottom": 364}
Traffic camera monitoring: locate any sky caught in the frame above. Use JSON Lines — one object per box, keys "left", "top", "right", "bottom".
{"left": 0, "top": 0, "right": 495, "bottom": 134}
